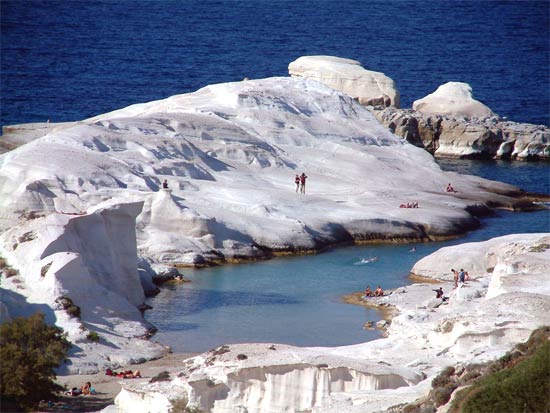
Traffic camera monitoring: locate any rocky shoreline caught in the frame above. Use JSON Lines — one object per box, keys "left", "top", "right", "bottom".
{"left": 369, "top": 107, "right": 549, "bottom": 161}
{"left": 108, "top": 233, "right": 550, "bottom": 413}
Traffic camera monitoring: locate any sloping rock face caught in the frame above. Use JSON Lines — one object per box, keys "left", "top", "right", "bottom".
{"left": 413, "top": 82, "right": 495, "bottom": 119}
{"left": 370, "top": 107, "right": 550, "bottom": 160}
{"left": 0, "top": 77, "right": 529, "bottom": 268}
{"left": 289, "top": 55, "right": 400, "bottom": 108}
{"left": 110, "top": 234, "right": 550, "bottom": 412}
{"left": 0, "top": 201, "right": 168, "bottom": 374}
{"left": 0, "top": 122, "right": 75, "bottom": 154}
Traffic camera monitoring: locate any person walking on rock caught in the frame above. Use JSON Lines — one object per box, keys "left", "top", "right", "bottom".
{"left": 300, "top": 172, "right": 308, "bottom": 194}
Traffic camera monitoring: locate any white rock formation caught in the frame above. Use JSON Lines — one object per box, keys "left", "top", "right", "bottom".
{"left": 0, "top": 76, "right": 540, "bottom": 375}
{"left": 289, "top": 55, "right": 400, "bottom": 107}
{"left": 413, "top": 82, "right": 496, "bottom": 119}
{"left": 110, "top": 233, "right": 550, "bottom": 412}
{"left": 0, "top": 77, "right": 528, "bottom": 268}
{"left": 0, "top": 201, "right": 168, "bottom": 373}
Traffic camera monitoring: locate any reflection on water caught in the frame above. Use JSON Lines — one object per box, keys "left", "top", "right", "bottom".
{"left": 146, "top": 162, "right": 549, "bottom": 353}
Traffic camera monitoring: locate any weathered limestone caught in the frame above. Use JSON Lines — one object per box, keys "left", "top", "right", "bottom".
{"left": 288, "top": 55, "right": 400, "bottom": 108}
{"left": 412, "top": 82, "right": 495, "bottom": 119}
{"left": 0, "top": 201, "right": 169, "bottom": 374}
{"left": 370, "top": 107, "right": 550, "bottom": 160}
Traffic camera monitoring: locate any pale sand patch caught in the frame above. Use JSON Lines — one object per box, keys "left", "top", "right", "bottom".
{"left": 41, "top": 353, "right": 196, "bottom": 413}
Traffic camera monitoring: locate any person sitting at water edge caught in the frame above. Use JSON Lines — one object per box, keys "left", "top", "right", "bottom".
{"left": 374, "top": 285, "right": 384, "bottom": 296}
{"left": 365, "top": 286, "right": 373, "bottom": 297}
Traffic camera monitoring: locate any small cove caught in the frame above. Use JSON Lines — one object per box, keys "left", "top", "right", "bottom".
{"left": 145, "top": 160, "right": 549, "bottom": 353}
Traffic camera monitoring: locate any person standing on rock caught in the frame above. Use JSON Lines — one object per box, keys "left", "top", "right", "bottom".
{"left": 295, "top": 174, "right": 300, "bottom": 192}
{"left": 300, "top": 172, "right": 308, "bottom": 194}
{"left": 459, "top": 269, "right": 467, "bottom": 284}
{"left": 451, "top": 269, "right": 458, "bottom": 288}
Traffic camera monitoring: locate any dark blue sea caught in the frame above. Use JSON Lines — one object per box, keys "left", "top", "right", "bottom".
{"left": 1, "top": 1, "right": 549, "bottom": 352}
{"left": 1, "top": 0, "right": 549, "bottom": 129}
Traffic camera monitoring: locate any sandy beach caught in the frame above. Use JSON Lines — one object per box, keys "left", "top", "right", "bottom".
{"left": 38, "top": 353, "right": 196, "bottom": 413}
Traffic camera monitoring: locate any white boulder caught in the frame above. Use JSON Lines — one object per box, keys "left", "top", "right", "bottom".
{"left": 413, "top": 82, "right": 496, "bottom": 119}
{"left": 288, "top": 55, "right": 400, "bottom": 107}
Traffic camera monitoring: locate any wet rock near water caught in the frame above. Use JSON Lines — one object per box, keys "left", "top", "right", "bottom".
{"left": 369, "top": 106, "right": 549, "bottom": 161}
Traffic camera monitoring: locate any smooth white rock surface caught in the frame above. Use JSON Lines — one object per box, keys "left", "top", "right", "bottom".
{"left": 289, "top": 55, "right": 400, "bottom": 107}
{"left": 0, "top": 77, "right": 524, "bottom": 269}
{"left": 413, "top": 82, "right": 496, "bottom": 119}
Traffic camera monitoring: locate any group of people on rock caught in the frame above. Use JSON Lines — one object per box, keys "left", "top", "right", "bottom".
{"left": 364, "top": 285, "right": 384, "bottom": 297}
{"left": 295, "top": 173, "right": 308, "bottom": 193}
{"left": 400, "top": 201, "right": 419, "bottom": 208}
{"left": 451, "top": 268, "right": 469, "bottom": 288}
{"left": 105, "top": 368, "right": 142, "bottom": 379}
{"left": 429, "top": 268, "right": 470, "bottom": 302}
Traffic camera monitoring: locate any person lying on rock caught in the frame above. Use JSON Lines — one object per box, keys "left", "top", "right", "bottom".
{"left": 116, "top": 370, "right": 142, "bottom": 379}
{"left": 81, "top": 382, "right": 92, "bottom": 395}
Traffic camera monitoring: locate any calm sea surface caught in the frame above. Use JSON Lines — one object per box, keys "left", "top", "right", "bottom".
{"left": 146, "top": 161, "right": 549, "bottom": 352}
{"left": 1, "top": 1, "right": 548, "bottom": 352}
{"left": 1, "top": 0, "right": 549, "bottom": 128}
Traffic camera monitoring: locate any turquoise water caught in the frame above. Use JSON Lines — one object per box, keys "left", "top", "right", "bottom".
{"left": 146, "top": 161, "right": 549, "bottom": 352}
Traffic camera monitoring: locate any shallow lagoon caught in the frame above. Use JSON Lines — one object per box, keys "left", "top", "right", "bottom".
{"left": 145, "top": 161, "right": 549, "bottom": 352}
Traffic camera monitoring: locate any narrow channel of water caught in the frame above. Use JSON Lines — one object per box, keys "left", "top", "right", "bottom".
{"left": 145, "top": 161, "right": 549, "bottom": 353}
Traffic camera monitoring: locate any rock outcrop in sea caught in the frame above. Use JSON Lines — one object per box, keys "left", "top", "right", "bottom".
{"left": 412, "top": 82, "right": 495, "bottom": 119}
{"left": 370, "top": 106, "right": 549, "bottom": 160}
{"left": 287, "top": 55, "right": 549, "bottom": 161}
